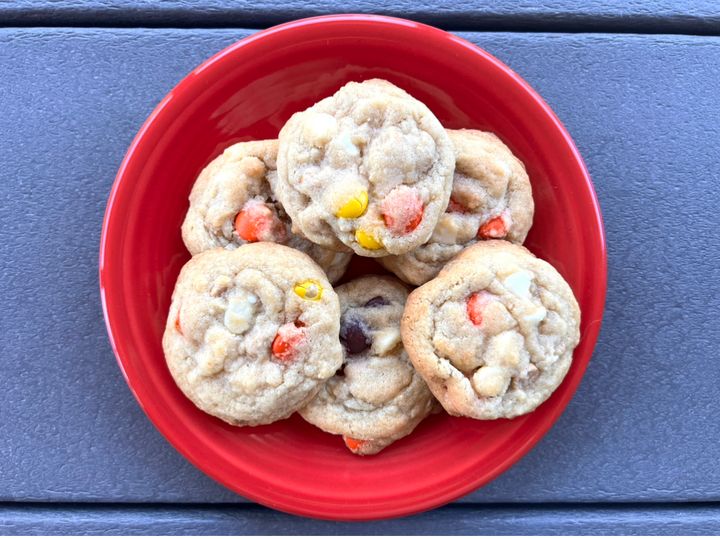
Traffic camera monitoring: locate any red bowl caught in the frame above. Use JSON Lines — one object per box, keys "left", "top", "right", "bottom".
{"left": 100, "top": 14, "right": 606, "bottom": 521}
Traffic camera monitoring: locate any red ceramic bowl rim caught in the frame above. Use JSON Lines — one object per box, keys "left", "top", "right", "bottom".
{"left": 99, "top": 14, "right": 607, "bottom": 521}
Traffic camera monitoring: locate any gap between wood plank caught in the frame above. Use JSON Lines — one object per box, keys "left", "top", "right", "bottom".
{"left": 0, "top": 13, "right": 719, "bottom": 36}
{"left": 2, "top": 501, "right": 720, "bottom": 509}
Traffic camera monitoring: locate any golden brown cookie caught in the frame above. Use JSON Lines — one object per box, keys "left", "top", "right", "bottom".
{"left": 402, "top": 241, "right": 580, "bottom": 419}
{"left": 381, "top": 129, "right": 533, "bottom": 285}
{"left": 163, "top": 243, "right": 343, "bottom": 426}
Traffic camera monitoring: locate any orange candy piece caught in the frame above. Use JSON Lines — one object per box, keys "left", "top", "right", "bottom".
{"left": 271, "top": 322, "right": 306, "bottom": 362}
{"left": 343, "top": 436, "right": 366, "bottom": 452}
{"left": 477, "top": 215, "right": 508, "bottom": 239}
{"left": 381, "top": 186, "right": 424, "bottom": 235}
{"left": 466, "top": 291, "right": 493, "bottom": 326}
{"left": 234, "top": 202, "right": 285, "bottom": 242}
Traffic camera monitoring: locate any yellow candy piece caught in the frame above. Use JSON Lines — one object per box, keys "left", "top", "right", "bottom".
{"left": 294, "top": 280, "right": 323, "bottom": 301}
{"left": 335, "top": 190, "right": 369, "bottom": 219}
{"left": 355, "top": 229, "right": 383, "bottom": 250}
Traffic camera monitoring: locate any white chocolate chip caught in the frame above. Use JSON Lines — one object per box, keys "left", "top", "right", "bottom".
{"left": 472, "top": 365, "right": 510, "bottom": 397}
{"left": 314, "top": 361, "right": 340, "bottom": 380}
{"left": 195, "top": 326, "right": 234, "bottom": 376}
{"left": 522, "top": 304, "right": 547, "bottom": 324}
{"left": 336, "top": 131, "right": 360, "bottom": 157}
{"left": 485, "top": 331, "right": 524, "bottom": 368}
{"left": 303, "top": 113, "right": 337, "bottom": 145}
{"left": 206, "top": 326, "right": 233, "bottom": 357}
{"left": 264, "top": 362, "right": 284, "bottom": 388}
{"left": 372, "top": 327, "right": 401, "bottom": 355}
{"left": 196, "top": 350, "right": 223, "bottom": 376}
{"left": 503, "top": 270, "right": 534, "bottom": 299}
{"left": 540, "top": 311, "right": 567, "bottom": 335}
{"left": 223, "top": 292, "right": 258, "bottom": 334}
{"left": 431, "top": 214, "right": 462, "bottom": 244}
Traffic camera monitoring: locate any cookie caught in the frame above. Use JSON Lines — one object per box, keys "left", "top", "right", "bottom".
{"left": 274, "top": 79, "right": 455, "bottom": 257}
{"left": 162, "top": 243, "right": 343, "bottom": 426}
{"left": 181, "top": 139, "right": 352, "bottom": 283}
{"left": 300, "top": 276, "right": 435, "bottom": 455}
{"left": 381, "top": 129, "right": 534, "bottom": 285}
{"left": 401, "top": 241, "right": 580, "bottom": 419}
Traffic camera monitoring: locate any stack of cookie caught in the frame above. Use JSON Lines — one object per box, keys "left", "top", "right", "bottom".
{"left": 163, "top": 79, "right": 581, "bottom": 456}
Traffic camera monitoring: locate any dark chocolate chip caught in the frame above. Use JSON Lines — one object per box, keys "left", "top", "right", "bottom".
{"left": 339, "top": 316, "right": 370, "bottom": 355}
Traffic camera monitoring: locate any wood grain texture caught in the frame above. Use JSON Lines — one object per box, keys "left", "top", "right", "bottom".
{"left": 0, "top": 0, "right": 718, "bottom": 33}
{"left": 1, "top": 28, "right": 719, "bottom": 506}
{"left": 2, "top": 503, "right": 720, "bottom": 534}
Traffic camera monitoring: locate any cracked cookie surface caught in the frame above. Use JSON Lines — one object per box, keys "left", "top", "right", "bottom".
{"left": 381, "top": 129, "right": 534, "bottom": 285}
{"left": 300, "top": 276, "right": 435, "bottom": 455}
{"left": 162, "top": 243, "right": 343, "bottom": 426}
{"left": 181, "top": 139, "right": 351, "bottom": 283}
{"left": 401, "top": 241, "right": 580, "bottom": 419}
{"left": 274, "top": 79, "right": 454, "bottom": 257}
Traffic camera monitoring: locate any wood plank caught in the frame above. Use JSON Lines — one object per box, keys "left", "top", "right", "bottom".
{"left": 0, "top": 1, "right": 718, "bottom": 33}
{"left": 2, "top": 503, "right": 720, "bottom": 534}
{"left": 1, "top": 28, "right": 719, "bottom": 505}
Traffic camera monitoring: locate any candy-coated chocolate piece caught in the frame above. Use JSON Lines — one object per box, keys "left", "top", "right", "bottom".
{"left": 271, "top": 322, "right": 306, "bottom": 362}
{"left": 274, "top": 79, "right": 455, "bottom": 257}
{"left": 355, "top": 229, "right": 383, "bottom": 250}
{"left": 163, "top": 244, "right": 343, "bottom": 427}
{"left": 294, "top": 280, "right": 323, "bottom": 301}
{"left": 381, "top": 186, "right": 424, "bottom": 235}
{"left": 300, "top": 275, "right": 434, "bottom": 455}
{"left": 467, "top": 291, "right": 494, "bottom": 326}
{"left": 478, "top": 215, "right": 508, "bottom": 239}
{"left": 335, "top": 190, "right": 369, "bottom": 219}
{"left": 234, "top": 200, "right": 286, "bottom": 243}
{"left": 343, "top": 436, "right": 365, "bottom": 452}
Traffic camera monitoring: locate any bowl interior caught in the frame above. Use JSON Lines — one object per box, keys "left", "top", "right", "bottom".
{"left": 101, "top": 15, "right": 606, "bottom": 520}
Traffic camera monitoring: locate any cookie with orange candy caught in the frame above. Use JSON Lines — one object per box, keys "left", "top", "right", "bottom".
{"left": 401, "top": 241, "right": 580, "bottom": 420}
{"left": 300, "top": 276, "right": 435, "bottom": 455}
{"left": 162, "top": 243, "right": 342, "bottom": 426}
{"left": 381, "top": 129, "right": 534, "bottom": 285}
{"left": 273, "top": 79, "right": 455, "bottom": 257}
{"left": 181, "top": 139, "right": 351, "bottom": 283}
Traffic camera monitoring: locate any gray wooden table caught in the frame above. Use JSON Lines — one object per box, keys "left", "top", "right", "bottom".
{"left": 1, "top": 1, "right": 720, "bottom": 534}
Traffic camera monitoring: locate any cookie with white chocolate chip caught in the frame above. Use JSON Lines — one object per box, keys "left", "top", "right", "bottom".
{"left": 273, "top": 79, "right": 455, "bottom": 257}
{"left": 162, "top": 243, "right": 343, "bottom": 426}
{"left": 401, "top": 241, "right": 580, "bottom": 419}
{"left": 381, "top": 129, "right": 534, "bottom": 285}
{"left": 300, "top": 276, "right": 435, "bottom": 455}
{"left": 181, "top": 139, "right": 351, "bottom": 283}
